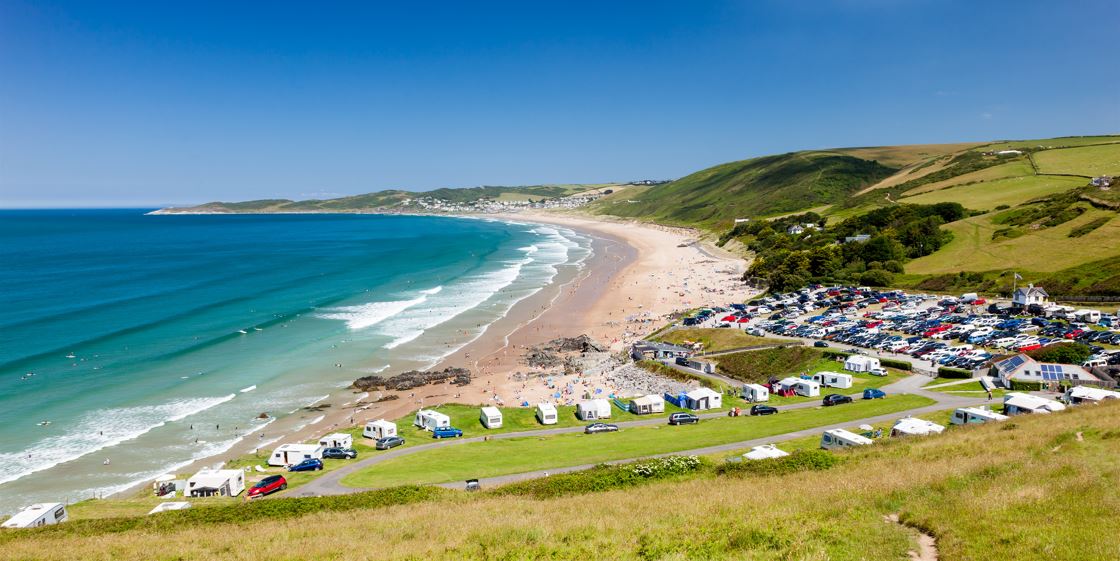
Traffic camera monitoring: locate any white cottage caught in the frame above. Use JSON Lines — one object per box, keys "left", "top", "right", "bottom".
{"left": 1012, "top": 284, "right": 1049, "bottom": 308}
{"left": 186, "top": 468, "right": 245, "bottom": 498}
{"left": 414, "top": 409, "right": 451, "bottom": 431}
{"left": 480, "top": 406, "right": 503, "bottom": 429}
{"left": 576, "top": 399, "right": 612, "bottom": 421}
{"left": 363, "top": 419, "right": 398, "bottom": 440}
{"left": 536, "top": 403, "right": 558, "bottom": 425}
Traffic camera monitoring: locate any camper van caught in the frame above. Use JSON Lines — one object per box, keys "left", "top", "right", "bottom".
{"left": 812, "top": 371, "right": 853, "bottom": 389}
{"left": 479, "top": 406, "right": 503, "bottom": 429}
{"left": 950, "top": 406, "right": 1009, "bottom": 426}
{"left": 1, "top": 503, "right": 68, "bottom": 529}
{"left": 820, "top": 429, "right": 873, "bottom": 450}
{"left": 536, "top": 403, "right": 558, "bottom": 425}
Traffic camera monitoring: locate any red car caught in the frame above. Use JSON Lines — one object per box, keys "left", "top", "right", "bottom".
{"left": 247, "top": 475, "right": 287, "bottom": 498}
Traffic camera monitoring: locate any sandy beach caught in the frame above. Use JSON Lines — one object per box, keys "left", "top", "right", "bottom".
{"left": 147, "top": 211, "right": 756, "bottom": 485}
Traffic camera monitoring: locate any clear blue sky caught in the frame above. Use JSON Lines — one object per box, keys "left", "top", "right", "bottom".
{"left": 1, "top": 1, "right": 1117, "bottom": 207}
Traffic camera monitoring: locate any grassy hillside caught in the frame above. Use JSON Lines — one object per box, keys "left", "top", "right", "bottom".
{"left": 596, "top": 151, "right": 898, "bottom": 226}
{"left": 5, "top": 401, "right": 1118, "bottom": 560}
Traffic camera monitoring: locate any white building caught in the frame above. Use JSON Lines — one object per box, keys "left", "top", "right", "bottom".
{"left": 743, "top": 444, "right": 789, "bottom": 461}
{"left": 480, "top": 406, "right": 503, "bottom": 429}
{"left": 318, "top": 433, "right": 352, "bottom": 449}
{"left": 268, "top": 443, "right": 324, "bottom": 467}
{"left": 148, "top": 502, "right": 191, "bottom": 515}
{"left": 813, "top": 371, "right": 853, "bottom": 389}
{"left": 950, "top": 406, "right": 1009, "bottom": 426}
{"left": 684, "top": 387, "right": 722, "bottom": 411}
{"left": 843, "top": 355, "right": 880, "bottom": 373}
{"left": 1, "top": 503, "right": 67, "bottom": 529}
{"left": 414, "top": 409, "right": 451, "bottom": 431}
{"left": 890, "top": 417, "right": 945, "bottom": 437}
{"left": 740, "top": 383, "right": 769, "bottom": 402}
{"left": 629, "top": 394, "right": 665, "bottom": 415}
{"left": 820, "top": 428, "right": 873, "bottom": 450}
{"left": 1012, "top": 284, "right": 1049, "bottom": 308}
{"left": 1003, "top": 392, "right": 1067, "bottom": 415}
{"left": 536, "top": 402, "right": 558, "bottom": 425}
{"left": 991, "top": 354, "right": 1097, "bottom": 387}
{"left": 363, "top": 419, "right": 397, "bottom": 440}
{"left": 576, "top": 399, "right": 612, "bottom": 421}
{"left": 186, "top": 468, "right": 245, "bottom": 498}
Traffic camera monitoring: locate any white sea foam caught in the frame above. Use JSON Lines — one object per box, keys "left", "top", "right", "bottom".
{"left": 317, "top": 285, "right": 444, "bottom": 330}
{"left": 0, "top": 394, "right": 237, "bottom": 487}
{"left": 240, "top": 385, "right": 257, "bottom": 393}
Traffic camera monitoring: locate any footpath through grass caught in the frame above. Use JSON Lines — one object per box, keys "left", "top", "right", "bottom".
{"left": 340, "top": 394, "right": 934, "bottom": 487}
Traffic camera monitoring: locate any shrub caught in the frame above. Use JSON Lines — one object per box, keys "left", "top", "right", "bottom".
{"left": 879, "top": 358, "right": 913, "bottom": 371}
{"left": 1069, "top": 217, "right": 1110, "bottom": 238}
{"left": 937, "top": 367, "right": 972, "bottom": 379}
{"left": 716, "top": 347, "right": 823, "bottom": 383}
{"left": 1027, "top": 342, "right": 1091, "bottom": 365}
{"left": 637, "top": 360, "right": 716, "bottom": 389}
{"left": 1010, "top": 380, "right": 1044, "bottom": 392}
{"left": 715, "top": 449, "right": 842, "bottom": 477}
{"left": 490, "top": 456, "right": 709, "bottom": 500}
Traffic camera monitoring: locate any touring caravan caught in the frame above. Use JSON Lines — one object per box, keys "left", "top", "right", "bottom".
{"left": 536, "top": 403, "right": 558, "bottom": 425}
{"left": 318, "top": 433, "right": 353, "bottom": 449}
{"left": 793, "top": 379, "right": 821, "bottom": 397}
{"left": 480, "top": 406, "right": 503, "bottom": 429}
{"left": 684, "top": 387, "right": 722, "bottom": 411}
{"left": 820, "top": 428, "right": 873, "bottom": 450}
{"left": 186, "top": 468, "right": 245, "bottom": 498}
{"left": 414, "top": 410, "right": 451, "bottom": 431}
{"left": 268, "top": 443, "right": 325, "bottom": 467}
{"left": 629, "top": 394, "right": 666, "bottom": 415}
{"left": 576, "top": 399, "right": 612, "bottom": 421}
{"left": 950, "top": 406, "right": 1009, "bottom": 426}
{"left": 741, "top": 383, "right": 769, "bottom": 402}
{"left": 1, "top": 503, "right": 68, "bottom": 529}
{"left": 890, "top": 417, "right": 945, "bottom": 437}
{"left": 363, "top": 419, "right": 397, "bottom": 440}
{"left": 812, "top": 371, "right": 853, "bottom": 389}
{"left": 1003, "top": 392, "right": 1066, "bottom": 415}
{"left": 1064, "top": 386, "right": 1120, "bottom": 405}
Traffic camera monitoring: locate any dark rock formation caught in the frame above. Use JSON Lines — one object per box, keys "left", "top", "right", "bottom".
{"left": 352, "top": 367, "right": 472, "bottom": 392}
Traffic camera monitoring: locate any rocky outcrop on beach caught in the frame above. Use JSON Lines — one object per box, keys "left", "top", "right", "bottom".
{"left": 351, "top": 367, "right": 472, "bottom": 392}
{"left": 523, "top": 334, "right": 606, "bottom": 369}
{"left": 541, "top": 334, "right": 605, "bottom": 353}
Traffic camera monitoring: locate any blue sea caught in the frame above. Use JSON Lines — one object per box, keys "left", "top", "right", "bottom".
{"left": 0, "top": 210, "right": 591, "bottom": 512}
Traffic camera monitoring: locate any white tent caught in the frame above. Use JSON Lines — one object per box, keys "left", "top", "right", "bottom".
{"left": 480, "top": 406, "right": 503, "bottom": 429}
{"left": 813, "top": 371, "right": 853, "bottom": 389}
{"left": 576, "top": 399, "right": 612, "bottom": 421}
{"left": 148, "top": 502, "right": 191, "bottom": 515}
{"left": 1, "top": 503, "right": 67, "bottom": 529}
{"left": 1003, "top": 392, "right": 1067, "bottom": 415}
{"left": 414, "top": 409, "right": 451, "bottom": 431}
{"left": 318, "top": 433, "right": 353, "bottom": 449}
{"left": 740, "top": 383, "right": 769, "bottom": 402}
{"left": 793, "top": 379, "right": 821, "bottom": 397}
{"left": 186, "top": 468, "right": 245, "bottom": 497}
{"left": 890, "top": 417, "right": 945, "bottom": 437}
{"left": 742, "top": 444, "right": 790, "bottom": 461}
{"left": 363, "top": 419, "right": 397, "bottom": 440}
{"left": 536, "top": 403, "right": 558, "bottom": 425}
{"left": 1064, "top": 386, "right": 1120, "bottom": 404}
{"left": 820, "top": 428, "right": 873, "bottom": 450}
{"left": 950, "top": 406, "right": 1009, "bottom": 425}
{"left": 268, "top": 443, "right": 324, "bottom": 467}
{"left": 629, "top": 394, "right": 665, "bottom": 415}
{"left": 684, "top": 387, "right": 722, "bottom": 410}
{"left": 843, "top": 355, "right": 880, "bottom": 373}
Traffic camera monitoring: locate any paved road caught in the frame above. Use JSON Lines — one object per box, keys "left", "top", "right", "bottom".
{"left": 292, "top": 372, "right": 987, "bottom": 497}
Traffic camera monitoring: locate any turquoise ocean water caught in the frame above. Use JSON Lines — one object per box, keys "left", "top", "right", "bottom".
{"left": 0, "top": 210, "right": 590, "bottom": 512}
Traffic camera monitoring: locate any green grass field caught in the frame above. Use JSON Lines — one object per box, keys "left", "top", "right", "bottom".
{"left": 340, "top": 394, "right": 934, "bottom": 487}
{"left": 980, "top": 135, "right": 1120, "bottom": 152}
{"left": 654, "top": 328, "right": 785, "bottom": 352}
{"left": 1033, "top": 143, "right": 1120, "bottom": 177}
{"left": 906, "top": 208, "right": 1120, "bottom": 274}
{"left": 900, "top": 159, "right": 1035, "bottom": 196}
{"left": 899, "top": 174, "right": 1084, "bottom": 211}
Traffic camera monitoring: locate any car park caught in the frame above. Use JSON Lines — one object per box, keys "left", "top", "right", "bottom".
{"left": 668, "top": 413, "right": 700, "bottom": 425}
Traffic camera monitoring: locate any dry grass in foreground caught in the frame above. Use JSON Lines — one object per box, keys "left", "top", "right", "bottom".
{"left": 4, "top": 402, "right": 1120, "bottom": 560}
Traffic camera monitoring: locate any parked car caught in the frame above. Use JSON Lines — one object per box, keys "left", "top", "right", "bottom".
{"left": 465, "top": 479, "right": 481, "bottom": 492}
{"left": 432, "top": 426, "right": 463, "bottom": 439}
{"left": 869, "top": 367, "right": 889, "bottom": 377}
{"left": 813, "top": 341, "right": 829, "bottom": 348}
{"left": 863, "top": 388, "right": 887, "bottom": 400}
{"left": 287, "top": 458, "right": 324, "bottom": 472}
{"left": 584, "top": 423, "right": 619, "bottom": 434}
{"left": 822, "top": 394, "right": 853, "bottom": 407}
{"left": 668, "top": 412, "right": 700, "bottom": 425}
{"left": 247, "top": 475, "right": 287, "bottom": 498}
{"left": 749, "top": 404, "right": 778, "bottom": 416}
{"left": 321, "top": 447, "right": 358, "bottom": 459}
{"left": 375, "top": 436, "right": 405, "bottom": 450}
